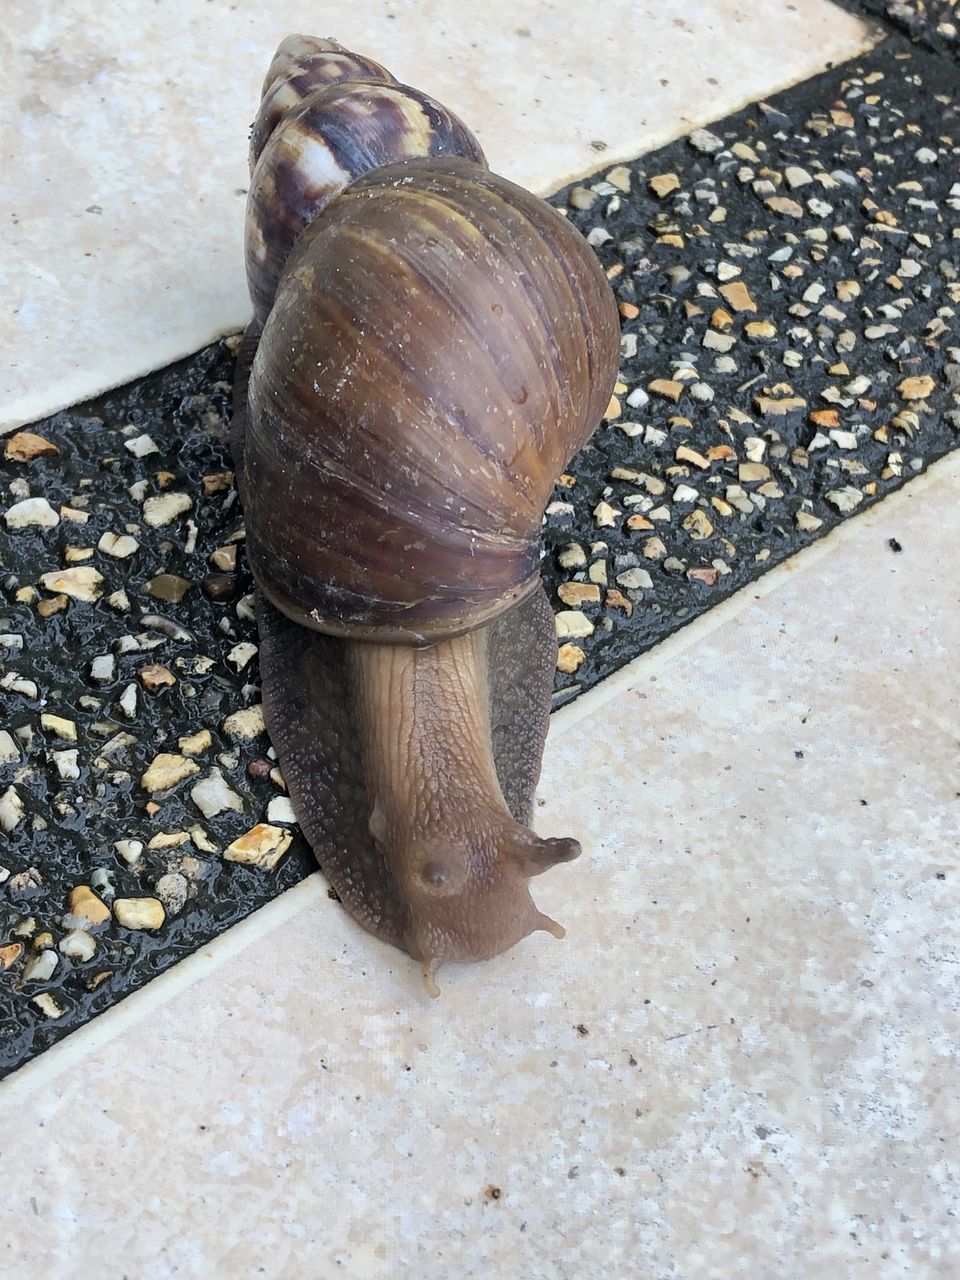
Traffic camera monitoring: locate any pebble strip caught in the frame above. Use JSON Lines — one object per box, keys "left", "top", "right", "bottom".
{"left": 543, "top": 37, "right": 960, "bottom": 704}
{"left": 1, "top": 35, "right": 958, "bottom": 1076}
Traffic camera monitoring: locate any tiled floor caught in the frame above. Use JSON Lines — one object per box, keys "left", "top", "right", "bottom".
{"left": 3, "top": 453, "right": 958, "bottom": 1276}
{"left": 5, "top": 0, "right": 960, "bottom": 1275}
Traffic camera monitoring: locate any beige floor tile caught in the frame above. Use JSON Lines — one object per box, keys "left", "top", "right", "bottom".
{"left": 0, "top": 0, "right": 878, "bottom": 431}
{"left": 3, "top": 454, "right": 957, "bottom": 1277}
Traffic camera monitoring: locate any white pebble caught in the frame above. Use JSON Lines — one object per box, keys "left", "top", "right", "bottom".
{"left": 142, "top": 492, "right": 192, "bottom": 528}
{"left": 23, "top": 950, "right": 58, "bottom": 982}
{"left": 119, "top": 683, "right": 138, "bottom": 719}
{"left": 60, "top": 929, "right": 96, "bottom": 961}
{"left": 227, "top": 642, "right": 258, "bottom": 672}
{"left": 0, "top": 786, "right": 25, "bottom": 832}
{"left": 4, "top": 497, "right": 60, "bottom": 530}
{"left": 124, "top": 434, "right": 159, "bottom": 457}
{"left": 0, "top": 731, "right": 20, "bottom": 765}
{"left": 98, "top": 532, "right": 139, "bottom": 559}
{"left": 267, "top": 796, "right": 297, "bottom": 825}
{"left": 51, "top": 750, "right": 80, "bottom": 781}
{"left": 190, "top": 768, "right": 244, "bottom": 818}
{"left": 115, "top": 838, "right": 145, "bottom": 864}
{"left": 90, "top": 655, "right": 116, "bottom": 683}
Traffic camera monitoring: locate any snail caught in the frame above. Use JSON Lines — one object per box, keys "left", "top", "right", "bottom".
{"left": 232, "top": 36, "right": 620, "bottom": 995}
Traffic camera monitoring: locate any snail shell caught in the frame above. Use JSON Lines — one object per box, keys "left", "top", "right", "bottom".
{"left": 245, "top": 156, "right": 619, "bottom": 644}
{"left": 245, "top": 40, "right": 486, "bottom": 325}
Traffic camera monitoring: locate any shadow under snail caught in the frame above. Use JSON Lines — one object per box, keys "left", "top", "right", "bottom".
{"left": 232, "top": 36, "right": 620, "bottom": 995}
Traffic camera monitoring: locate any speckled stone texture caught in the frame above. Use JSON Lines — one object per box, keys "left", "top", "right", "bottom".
{"left": 2, "top": 453, "right": 957, "bottom": 1278}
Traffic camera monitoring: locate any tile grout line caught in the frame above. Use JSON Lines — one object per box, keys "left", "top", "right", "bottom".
{"left": 5, "top": 449, "right": 956, "bottom": 1099}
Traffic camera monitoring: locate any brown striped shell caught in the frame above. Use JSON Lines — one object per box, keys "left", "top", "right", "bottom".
{"left": 245, "top": 39, "right": 486, "bottom": 325}
{"left": 243, "top": 156, "right": 621, "bottom": 645}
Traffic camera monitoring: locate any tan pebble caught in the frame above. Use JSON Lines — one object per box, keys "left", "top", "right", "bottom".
{"left": 738, "top": 462, "right": 772, "bottom": 483}
{"left": 178, "top": 729, "right": 213, "bottom": 756}
{"left": 648, "top": 173, "right": 680, "bottom": 199}
{"left": 604, "top": 589, "right": 633, "bottom": 617}
{"left": 38, "top": 566, "right": 103, "bottom": 602}
{"left": 224, "top": 824, "right": 293, "bottom": 871}
{"left": 745, "top": 320, "right": 777, "bottom": 341}
{"left": 642, "top": 537, "right": 667, "bottom": 559}
{"left": 603, "top": 395, "right": 621, "bottom": 421}
{"left": 0, "top": 942, "right": 24, "bottom": 970}
{"left": 686, "top": 567, "right": 719, "bottom": 586}
{"left": 40, "top": 713, "right": 77, "bottom": 741}
{"left": 139, "top": 663, "right": 176, "bottom": 692}
{"left": 765, "top": 196, "right": 804, "bottom": 218}
{"left": 675, "top": 445, "right": 709, "bottom": 469}
{"left": 593, "top": 501, "right": 619, "bottom": 528}
{"left": 145, "top": 574, "right": 193, "bottom": 603}
{"left": 647, "top": 379, "right": 684, "bottom": 403}
{"left": 754, "top": 395, "right": 806, "bottom": 417}
{"left": 202, "top": 471, "right": 234, "bottom": 495}
{"left": 810, "top": 408, "right": 840, "bottom": 428}
{"left": 618, "top": 301, "right": 639, "bottom": 321}
{"left": 710, "top": 308, "right": 734, "bottom": 331}
{"left": 113, "top": 898, "right": 165, "bottom": 930}
{"left": 897, "top": 375, "right": 935, "bottom": 400}
{"left": 557, "top": 582, "right": 601, "bottom": 607}
{"left": 606, "top": 165, "right": 631, "bottom": 192}
{"left": 626, "top": 515, "right": 654, "bottom": 532}
{"left": 4, "top": 431, "right": 59, "bottom": 462}
{"left": 141, "top": 752, "right": 200, "bottom": 793}
{"left": 705, "top": 444, "right": 737, "bottom": 461}
{"left": 210, "top": 545, "right": 238, "bottom": 572}
{"left": 795, "top": 510, "right": 824, "bottom": 532}
{"left": 556, "top": 643, "right": 585, "bottom": 674}
{"left": 683, "top": 510, "right": 714, "bottom": 540}
{"left": 67, "top": 885, "right": 111, "bottom": 926}
{"left": 37, "top": 594, "right": 68, "bottom": 618}
{"left": 718, "top": 282, "right": 757, "bottom": 313}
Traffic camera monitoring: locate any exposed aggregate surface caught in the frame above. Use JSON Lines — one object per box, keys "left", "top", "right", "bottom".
{"left": 1, "top": 35, "right": 959, "bottom": 1076}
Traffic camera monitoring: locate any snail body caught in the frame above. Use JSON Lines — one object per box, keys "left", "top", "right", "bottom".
{"left": 234, "top": 38, "right": 619, "bottom": 992}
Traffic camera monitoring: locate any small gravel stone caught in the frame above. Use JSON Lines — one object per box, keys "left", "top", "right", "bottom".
{"left": 795, "top": 510, "right": 824, "bottom": 532}
{"left": 898, "top": 375, "right": 935, "bottom": 400}
{"left": 145, "top": 574, "right": 193, "bottom": 604}
{"left": 154, "top": 873, "right": 188, "bottom": 915}
{"left": 51, "top": 749, "right": 80, "bottom": 780}
{"left": 224, "top": 824, "right": 293, "bottom": 871}
{"left": 784, "top": 165, "right": 813, "bottom": 189}
{"left": 222, "top": 705, "right": 266, "bottom": 740}
{"left": 718, "top": 281, "right": 757, "bottom": 312}
{"left": 115, "top": 839, "right": 144, "bottom": 864}
{"left": 266, "top": 796, "right": 297, "bottom": 825}
{"left": 38, "top": 566, "right": 103, "bottom": 602}
{"left": 4, "top": 431, "right": 59, "bottom": 461}
{"left": 826, "top": 486, "right": 864, "bottom": 513}
{"left": 90, "top": 655, "right": 116, "bottom": 682}
{"left": 683, "top": 510, "right": 715, "bottom": 540}
{"left": 98, "top": 532, "right": 139, "bottom": 558}
{"left": 555, "top": 610, "right": 594, "bottom": 639}
{"left": 688, "top": 127, "right": 723, "bottom": 153}
{"left": 190, "top": 768, "right": 244, "bottom": 818}
{"left": 67, "top": 885, "right": 111, "bottom": 926}
{"left": 5, "top": 497, "right": 60, "bottom": 529}
{"left": 557, "top": 582, "right": 601, "bottom": 607}
{"left": 113, "top": 897, "right": 165, "bottom": 930}
{"left": 649, "top": 173, "right": 681, "bottom": 198}
{"left": 179, "top": 729, "right": 213, "bottom": 756}
{"left": 23, "top": 949, "right": 58, "bottom": 983}
{"left": 141, "top": 753, "right": 201, "bottom": 793}
{"left": 138, "top": 664, "right": 176, "bottom": 692}
{"left": 124, "top": 434, "right": 160, "bottom": 457}
{"left": 60, "top": 929, "right": 97, "bottom": 961}
{"left": 118, "top": 683, "right": 138, "bottom": 719}
{"left": 558, "top": 543, "right": 587, "bottom": 569}
{"left": 0, "top": 731, "right": 19, "bottom": 765}
{"left": 0, "top": 786, "right": 26, "bottom": 833}
{"left": 556, "top": 643, "right": 586, "bottom": 674}
{"left": 142, "top": 492, "right": 192, "bottom": 527}
{"left": 40, "top": 714, "right": 77, "bottom": 741}
{"left": 616, "top": 568, "right": 653, "bottom": 590}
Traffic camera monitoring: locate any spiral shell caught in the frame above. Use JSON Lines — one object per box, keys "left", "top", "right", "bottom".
{"left": 245, "top": 38, "right": 486, "bottom": 325}
{"left": 244, "top": 156, "right": 620, "bottom": 645}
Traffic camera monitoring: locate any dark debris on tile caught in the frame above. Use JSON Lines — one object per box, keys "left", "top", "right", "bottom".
{"left": 1, "top": 35, "right": 958, "bottom": 1077}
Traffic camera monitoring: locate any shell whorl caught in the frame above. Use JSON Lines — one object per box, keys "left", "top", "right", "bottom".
{"left": 245, "top": 37, "right": 486, "bottom": 326}
{"left": 243, "top": 156, "right": 621, "bottom": 645}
